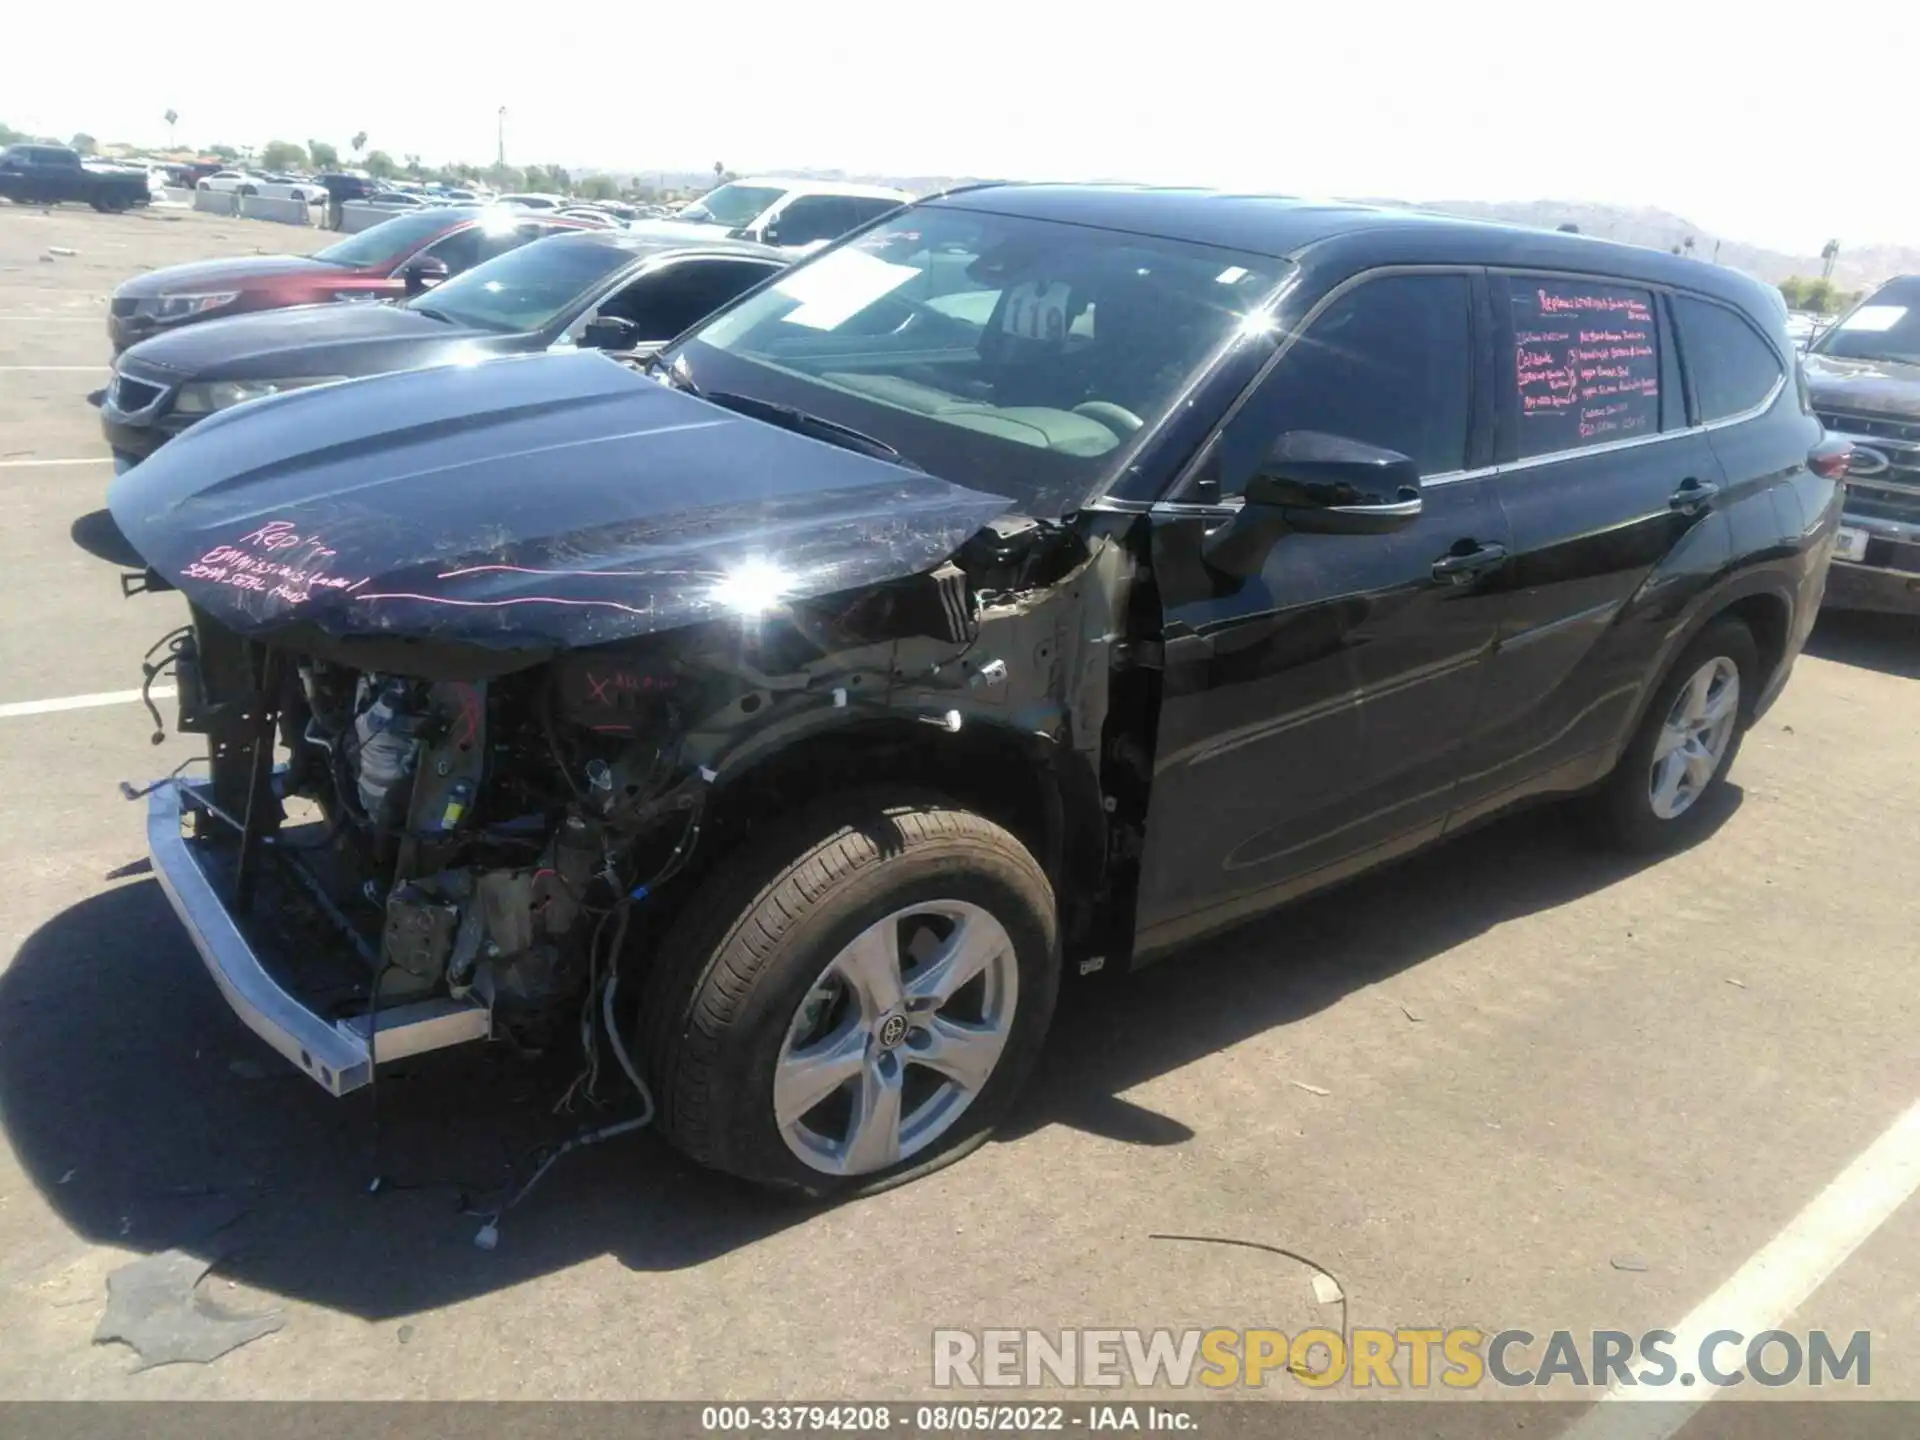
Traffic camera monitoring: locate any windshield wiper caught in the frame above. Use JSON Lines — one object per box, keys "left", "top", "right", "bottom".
{"left": 703, "top": 391, "right": 921, "bottom": 470}
{"left": 411, "top": 305, "right": 457, "bottom": 324}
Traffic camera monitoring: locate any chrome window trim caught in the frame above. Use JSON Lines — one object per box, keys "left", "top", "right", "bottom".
{"left": 1126, "top": 259, "right": 1791, "bottom": 511}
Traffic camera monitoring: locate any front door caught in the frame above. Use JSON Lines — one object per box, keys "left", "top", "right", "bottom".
{"left": 1133, "top": 269, "right": 1510, "bottom": 954}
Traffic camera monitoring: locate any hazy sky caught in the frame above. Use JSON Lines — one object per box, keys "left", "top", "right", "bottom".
{"left": 15, "top": 0, "right": 1915, "bottom": 255}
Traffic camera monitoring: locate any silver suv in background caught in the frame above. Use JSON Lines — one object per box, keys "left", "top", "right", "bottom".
{"left": 670, "top": 176, "right": 912, "bottom": 250}
{"left": 1803, "top": 276, "right": 1920, "bottom": 615}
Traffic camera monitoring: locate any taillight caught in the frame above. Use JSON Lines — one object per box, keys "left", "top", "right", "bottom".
{"left": 1809, "top": 437, "right": 1853, "bottom": 480}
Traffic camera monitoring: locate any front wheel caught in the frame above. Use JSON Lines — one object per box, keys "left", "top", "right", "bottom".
{"left": 639, "top": 793, "right": 1059, "bottom": 1197}
{"left": 1591, "top": 617, "right": 1757, "bottom": 852}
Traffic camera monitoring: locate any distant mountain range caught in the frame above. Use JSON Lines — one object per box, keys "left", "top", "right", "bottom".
{"left": 1386, "top": 199, "right": 1917, "bottom": 292}
{"left": 590, "top": 167, "right": 1915, "bottom": 292}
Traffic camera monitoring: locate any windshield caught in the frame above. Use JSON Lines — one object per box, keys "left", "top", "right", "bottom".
{"left": 679, "top": 183, "right": 784, "bottom": 228}
{"left": 313, "top": 209, "right": 463, "bottom": 268}
{"left": 671, "top": 205, "right": 1285, "bottom": 516}
{"left": 1811, "top": 282, "right": 1920, "bottom": 366}
{"left": 405, "top": 234, "right": 633, "bottom": 333}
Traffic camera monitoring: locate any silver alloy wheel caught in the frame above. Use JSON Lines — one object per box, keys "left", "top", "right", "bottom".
{"left": 1648, "top": 655, "right": 1741, "bottom": 820}
{"left": 774, "top": 900, "right": 1019, "bottom": 1177}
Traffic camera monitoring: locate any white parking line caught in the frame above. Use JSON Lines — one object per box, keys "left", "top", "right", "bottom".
{"left": 0, "top": 456, "right": 111, "bottom": 468}
{"left": 1563, "top": 1096, "right": 1920, "bottom": 1439}
{"left": 0, "top": 687, "right": 176, "bottom": 720}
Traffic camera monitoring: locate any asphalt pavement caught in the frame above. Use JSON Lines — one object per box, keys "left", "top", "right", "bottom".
{"left": 0, "top": 203, "right": 1915, "bottom": 1424}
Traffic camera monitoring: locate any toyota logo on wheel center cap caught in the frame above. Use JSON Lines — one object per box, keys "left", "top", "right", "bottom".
{"left": 877, "top": 1014, "right": 909, "bottom": 1049}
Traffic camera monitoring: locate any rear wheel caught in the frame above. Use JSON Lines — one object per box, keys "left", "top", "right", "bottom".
{"left": 1592, "top": 617, "right": 1757, "bottom": 852}
{"left": 639, "top": 792, "right": 1059, "bottom": 1197}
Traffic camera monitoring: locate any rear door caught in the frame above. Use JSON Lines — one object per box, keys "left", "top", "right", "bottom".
{"left": 1134, "top": 268, "right": 1511, "bottom": 948}
{"left": 1448, "top": 273, "right": 1730, "bottom": 824}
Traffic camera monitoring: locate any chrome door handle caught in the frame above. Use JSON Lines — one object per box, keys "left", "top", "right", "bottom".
{"left": 1431, "top": 542, "right": 1508, "bottom": 584}
{"left": 1670, "top": 478, "right": 1720, "bottom": 513}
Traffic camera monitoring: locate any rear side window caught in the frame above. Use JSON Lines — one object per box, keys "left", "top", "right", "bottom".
{"left": 1505, "top": 279, "right": 1660, "bottom": 459}
{"left": 1215, "top": 272, "right": 1474, "bottom": 490}
{"left": 1672, "top": 295, "right": 1784, "bottom": 422}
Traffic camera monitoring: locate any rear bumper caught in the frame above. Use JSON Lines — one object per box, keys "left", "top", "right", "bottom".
{"left": 147, "top": 779, "right": 491, "bottom": 1096}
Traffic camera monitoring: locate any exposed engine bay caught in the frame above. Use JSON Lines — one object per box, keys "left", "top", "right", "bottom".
{"left": 135, "top": 510, "right": 1133, "bottom": 1104}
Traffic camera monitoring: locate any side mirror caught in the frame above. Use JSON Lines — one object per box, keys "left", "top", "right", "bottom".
{"left": 1245, "top": 431, "right": 1423, "bottom": 534}
{"left": 399, "top": 255, "right": 449, "bottom": 295}
{"left": 1206, "top": 431, "right": 1423, "bottom": 576}
{"left": 758, "top": 223, "right": 781, "bottom": 246}
{"left": 581, "top": 314, "right": 641, "bottom": 351}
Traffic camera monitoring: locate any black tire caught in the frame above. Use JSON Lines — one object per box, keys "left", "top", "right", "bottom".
{"left": 1591, "top": 617, "right": 1758, "bottom": 853}
{"left": 639, "top": 791, "right": 1059, "bottom": 1198}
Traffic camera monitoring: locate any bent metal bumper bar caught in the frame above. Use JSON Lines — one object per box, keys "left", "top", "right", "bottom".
{"left": 147, "top": 778, "right": 491, "bottom": 1096}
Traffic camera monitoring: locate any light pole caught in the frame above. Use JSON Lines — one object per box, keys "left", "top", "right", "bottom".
{"left": 497, "top": 106, "right": 507, "bottom": 170}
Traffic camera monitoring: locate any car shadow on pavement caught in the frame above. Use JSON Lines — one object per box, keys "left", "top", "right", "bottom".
{"left": 1805, "top": 609, "right": 1920, "bottom": 680}
{"left": 1006, "top": 787, "right": 1742, "bottom": 1147}
{"left": 0, "top": 790, "right": 1737, "bottom": 1322}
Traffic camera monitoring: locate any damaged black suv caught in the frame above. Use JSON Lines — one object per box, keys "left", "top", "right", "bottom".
{"left": 89, "top": 185, "right": 1845, "bottom": 1196}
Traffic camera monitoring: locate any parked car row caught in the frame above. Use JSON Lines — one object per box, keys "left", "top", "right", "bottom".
{"left": 0, "top": 144, "right": 151, "bottom": 211}
{"left": 77, "top": 185, "right": 1859, "bottom": 1200}
{"left": 105, "top": 206, "right": 601, "bottom": 352}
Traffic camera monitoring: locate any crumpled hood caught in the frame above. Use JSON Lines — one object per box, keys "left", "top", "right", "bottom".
{"left": 106, "top": 349, "right": 1014, "bottom": 653}
{"left": 113, "top": 254, "right": 349, "bottom": 298}
{"left": 1803, "top": 352, "right": 1920, "bottom": 421}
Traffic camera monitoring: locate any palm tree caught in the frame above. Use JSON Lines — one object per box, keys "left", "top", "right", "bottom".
{"left": 351, "top": 131, "right": 368, "bottom": 160}
{"left": 1820, "top": 239, "right": 1840, "bottom": 282}
{"left": 163, "top": 109, "right": 178, "bottom": 149}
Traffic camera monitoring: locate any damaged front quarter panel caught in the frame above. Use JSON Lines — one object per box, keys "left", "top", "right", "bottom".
{"left": 601, "top": 512, "right": 1142, "bottom": 955}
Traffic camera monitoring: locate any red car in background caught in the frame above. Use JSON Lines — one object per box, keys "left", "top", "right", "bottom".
{"left": 106, "top": 206, "right": 594, "bottom": 352}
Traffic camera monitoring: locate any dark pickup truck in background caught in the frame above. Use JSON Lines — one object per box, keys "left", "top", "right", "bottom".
{"left": 1803, "top": 275, "right": 1920, "bottom": 616}
{"left": 0, "top": 144, "right": 151, "bottom": 212}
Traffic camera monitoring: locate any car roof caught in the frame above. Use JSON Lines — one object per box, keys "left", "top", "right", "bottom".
{"left": 526, "top": 229, "right": 788, "bottom": 265}
{"left": 928, "top": 183, "right": 1780, "bottom": 315}
{"left": 731, "top": 176, "right": 914, "bottom": 200}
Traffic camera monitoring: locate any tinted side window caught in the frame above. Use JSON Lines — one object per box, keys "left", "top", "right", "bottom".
{"left": 603, "top": 260, "right": 780, "bottom": 342}
{"left": 1672, "top": 295, "right": 1784, "bottom": 422}
{"left": 1505, "top": 279, "right": 1660, "bottom": 459}
{"left": 842, "top": 196, "right": 903, "bottom": 227}
{"left": 774, "top": 196, "right": 852, "bottom": 245}
{"left": 1213, "top": 273, "right": 1473, "bottom": 493}
{"left": 421, "top": 226, "right": 481, "bottom": 272}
